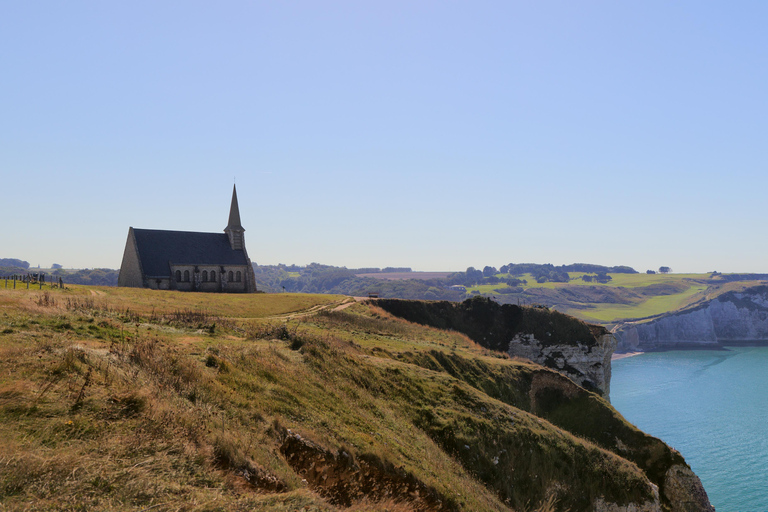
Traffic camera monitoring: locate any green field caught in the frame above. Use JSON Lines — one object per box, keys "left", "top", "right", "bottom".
{"left": 466, "top": 272, "right": 723, "bottom": 324}
{"left": 570, "top": 282, "right": 709, "bottom": 323}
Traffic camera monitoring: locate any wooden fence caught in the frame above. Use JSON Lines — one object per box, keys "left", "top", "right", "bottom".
{"left": 2, "top": 273, "right": 64, "bottom": 290}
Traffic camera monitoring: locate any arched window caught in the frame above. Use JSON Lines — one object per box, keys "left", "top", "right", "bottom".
{"left": 236, "top": 271, "right": 242, "bottom": 282}
{"left": 184, "top": 270, "right": 190, "bottom": 282}
{"left": 228, "top": 271, "right": 234, "bottom": 282}
{"left": 175, "top": 270, "right": 181, "bottom": 282}
{"left": 202, "top": 270, "right": 208, "bottom": 282}
{"left": 210, "top": 270, "right": 216, "bottom": 282}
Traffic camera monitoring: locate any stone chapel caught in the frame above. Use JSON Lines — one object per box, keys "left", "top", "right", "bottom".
{"left": 117, "top": 185, "right": 257, "bottom": 292}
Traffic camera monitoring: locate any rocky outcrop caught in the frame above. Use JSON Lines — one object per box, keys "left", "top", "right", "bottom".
{"left": 664, "top": 465, "right": 715, "bottom": 512}
{"left": 616, "top": 285, "right": 768, "bottom": 352}
{"left": 509, "top": 332, "right": 617, "bottom": 397}
{"left": 594, "top": 492, "right": 661, "bottom": 512}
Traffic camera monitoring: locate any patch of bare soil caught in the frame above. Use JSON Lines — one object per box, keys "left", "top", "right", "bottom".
{"left": 280, "top": 432, "right": 456, "bottom": 511}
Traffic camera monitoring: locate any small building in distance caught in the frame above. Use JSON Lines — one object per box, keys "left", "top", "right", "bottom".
{"left": 118, "top": 185, "right": 257, "bottom": 293}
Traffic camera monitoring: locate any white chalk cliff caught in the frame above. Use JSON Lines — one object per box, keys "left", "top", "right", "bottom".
{"left": 616, "top": 285, "right": 768, "bottom": 352}
{"left": 509, "top": 332, "right": 617, "bottom": 398}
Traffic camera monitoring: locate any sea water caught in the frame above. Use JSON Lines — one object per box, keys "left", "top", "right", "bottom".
{"left": 611, "top": 347, "right": 768, "bottom": 511}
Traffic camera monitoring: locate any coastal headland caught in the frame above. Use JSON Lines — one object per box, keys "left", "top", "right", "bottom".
{"left": 0, "top": 285, "right": 713, "bottom": 511}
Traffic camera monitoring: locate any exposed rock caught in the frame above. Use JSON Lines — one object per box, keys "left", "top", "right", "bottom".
{"left": 616, "top": 285, "right": 768, "bottom": 352}
{"left": 664, "top": 465, "right": 715, "bottom": 512}
{"left": 509, "top": 332, "right": 617, "bottom": 397}
{"left": 594, "top": 485, "right": 661, "bottom": 512}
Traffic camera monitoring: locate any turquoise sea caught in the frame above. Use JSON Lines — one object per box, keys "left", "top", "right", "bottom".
{"left": 611, "top": 347, "right": 768, "bottom": 511}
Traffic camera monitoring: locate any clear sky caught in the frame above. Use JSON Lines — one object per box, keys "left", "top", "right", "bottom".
{"left": 2, "top": 1, "right": 767, "bottom": 273}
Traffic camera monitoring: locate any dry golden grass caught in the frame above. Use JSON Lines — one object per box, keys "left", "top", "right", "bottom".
{"left": 0, "top": 285, "right": 680, "bottom": 511}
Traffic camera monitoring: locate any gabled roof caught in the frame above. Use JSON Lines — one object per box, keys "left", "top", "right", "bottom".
{"left": 132, "top": 228, "right": 249, "bottom": 278}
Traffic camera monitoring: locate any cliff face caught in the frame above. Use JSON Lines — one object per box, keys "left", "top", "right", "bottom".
{"left": 508, "top": 332, "right": 617, "bottom": 397}
{"left": 376, "top": 296, "right": 616, "bottom": 397}
{"left": 616, "top": 285, "right": 768, "bottom": 351}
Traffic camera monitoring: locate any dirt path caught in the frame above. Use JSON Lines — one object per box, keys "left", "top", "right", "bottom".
{"left": 332, "top": 296, "right": 370, "bottom": 312}
{"left": 265, "top": 297, "right": 362, "bottom": 321}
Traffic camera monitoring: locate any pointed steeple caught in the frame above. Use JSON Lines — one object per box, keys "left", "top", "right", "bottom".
{"left": 225, "top": 184, "right": 245, "bottom": 250}
{"left": 227, "top": 184, "right": 243, "bottom": 229}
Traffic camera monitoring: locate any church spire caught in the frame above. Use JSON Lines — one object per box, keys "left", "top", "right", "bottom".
{"left": 225, "top": 184, "right": 245, "bottom": 250}
{"left": 227, "top": 184, "right": 243, "bottom": 229}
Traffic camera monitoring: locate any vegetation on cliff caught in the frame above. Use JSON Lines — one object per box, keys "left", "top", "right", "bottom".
{"left": 0, "top": 285, "right": 708, "bottom": 511}
{"left": 375, "top": 296, "right": 605, "bottom": 350}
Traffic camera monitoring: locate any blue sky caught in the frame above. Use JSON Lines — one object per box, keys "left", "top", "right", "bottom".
{"left": 2, "top": 1, "right": 767, "bottom": 273}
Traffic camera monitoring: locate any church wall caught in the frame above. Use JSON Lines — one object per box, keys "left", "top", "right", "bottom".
{"left": 117, "top": 228, "right": 145, "bottom": 288}
{"left": 219, "top": 265, "right": 250, "bottom": 292}
{"left": 146, "top": 278, "right": 170, "bottom": 290}
{"left": 169, "top": 264, "right": 251, "bottom": 293}
{"left": 171, "top": 264, "right": 197, "bottom": 292}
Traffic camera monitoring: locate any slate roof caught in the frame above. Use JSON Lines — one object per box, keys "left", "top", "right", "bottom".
{"left": 132, "top": 228, "right": 249, "bottom": 278}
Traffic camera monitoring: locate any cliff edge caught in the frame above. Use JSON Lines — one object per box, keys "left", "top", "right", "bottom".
{"left": 376, "top": 296, "right": 617, "bottom": 397}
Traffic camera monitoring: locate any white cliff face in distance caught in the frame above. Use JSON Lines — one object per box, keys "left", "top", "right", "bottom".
{"left": 616, "top": 285, "right": 768, "bottom": 352}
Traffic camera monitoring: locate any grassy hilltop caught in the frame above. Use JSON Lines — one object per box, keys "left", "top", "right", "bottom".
{"left": 1, "top": 285, "right": 701, "bottom": 511}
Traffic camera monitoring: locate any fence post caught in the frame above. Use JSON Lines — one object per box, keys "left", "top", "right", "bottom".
{"left": 13, "top": 276, "right": 16, "bottom": 289}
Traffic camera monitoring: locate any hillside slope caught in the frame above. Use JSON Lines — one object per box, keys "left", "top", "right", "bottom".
{"left": 0, "top": 286, "right": 711, "bottom": 511}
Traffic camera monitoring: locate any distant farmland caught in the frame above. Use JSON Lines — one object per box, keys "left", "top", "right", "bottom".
{"left": 354, "top": 271, "right": 453, "bottom": 281}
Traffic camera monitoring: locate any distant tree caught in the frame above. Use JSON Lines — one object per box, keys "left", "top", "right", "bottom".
{"left": 482, "top": 266, "right": 498, "bottom": 277}
{"left": 581, "top": 273, "right": 611, "bottom": 283}
{"left": 549, "top": 270, "right": 569, "bottom": 283}
{"left": 465, "top": 267, "right": 483, "bottom": 284}
{"left": 503, "top": 277, "right": 526, "bottom": 287}
{"left": 595, "top": 272, "right": 612, "bottom": 283}
{"left": 51, "top": 263, "right": 62, "bottom": 269}
{"left": 659, "top": 266, "right": 671, "bottom": 274}
{"left": 608, "top": 265, "right": 638, "bottom": 274}
{"left": 646, "top": 270, "right": 656, "bottom": 274}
